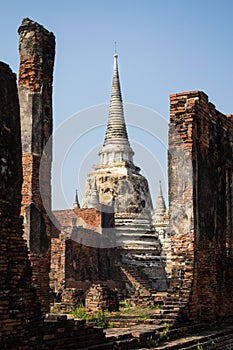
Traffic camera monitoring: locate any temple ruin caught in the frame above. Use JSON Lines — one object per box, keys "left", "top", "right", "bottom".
{"left": 0, "top": 17, "right": 232, "bottom": 350}
{"left": 81, "top": 52, "right": 168, "bottom": 291}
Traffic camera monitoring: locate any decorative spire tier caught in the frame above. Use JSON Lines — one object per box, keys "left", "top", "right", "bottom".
{"left": 99, "top": 53, "right": 134, "bottom": 166}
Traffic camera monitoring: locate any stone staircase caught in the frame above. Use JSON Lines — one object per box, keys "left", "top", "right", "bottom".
{"left": 48, "top": 292, "right": 233, "bottom": 349}
{"left": 155, "top": 326, "right": 233, "bottom": 349}
{"left": 32, "top": 314, "right": 114, "bottom": 350}
{"left": 49, "top": 283, "right": 233, "bottom": 350}
{"left": 159, "top": 293, "right": 190, "bottom": 323}
{"left": 120, "top": 264, "right": 153, "bottom": 296}
{"left": 104, "top": 284, "right": 233, "bottom": 350}
{"left": 105, "top": 319, "right": 233, "bottom": 349}
{"left": 115, "top": 214, "right": 161, "bottom": 251}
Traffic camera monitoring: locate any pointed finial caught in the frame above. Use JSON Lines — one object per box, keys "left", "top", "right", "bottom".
{"left": 114, "top": 41, "right": 117, "bottom": 55}
{"left": 89, "top": 178, "right": 99, "bottom": 208}
{"left": 159, "top": 180, "right": 163, "bottom": 196}
{"left": 155, "top": 181, "right": 166, "bottom": 214}
{"left": 73, "top": 189, "right": 80, "bottom": 209}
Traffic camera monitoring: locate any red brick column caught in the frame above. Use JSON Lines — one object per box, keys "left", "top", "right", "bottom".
{"left": 18, "top": 18, "right": 55, "bottom": 313}
{"left": 169, "top": 91, "right": 233, "bottom": 321}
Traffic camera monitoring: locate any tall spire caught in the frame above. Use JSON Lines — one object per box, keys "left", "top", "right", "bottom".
{"left": 73, "top": 189, "right": 80, "bottom": 209}
{"left": 99, "top": 52, "right": 134, "bottom": 166}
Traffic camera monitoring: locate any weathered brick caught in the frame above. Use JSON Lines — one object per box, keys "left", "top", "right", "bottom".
{"left": 168, "top": 90, "right": 233, "bottom": 321}
{"left": 18, "top": 18, "right": 55, "bottom": 313}
{"left": 0, "top": 61, "right": 42, "bottom": 349}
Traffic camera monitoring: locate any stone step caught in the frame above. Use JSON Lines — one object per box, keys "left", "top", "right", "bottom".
{"left": 160, "top": 310, "right": 180, "bottom": 316}
{"left": 115, "top": 222, "right": 153, "bottom": 228}
{"left": 159, "top": 313, "right": 179, "bottom": 320}
{"left": 62, "top": 343, "right": 113, "bottom": 350}
{"left": 116, "top": 235, "right": 157, "bottom": 241}
{"left": 41, "top": 330, "right": 108, "bottom": 349}
{"left": 165, "top": 294, "right": 190, "bottom": 300}
{"left": 106, "top": 316, "right": 233, "bottom": 350}
{"left": 113, "top": 337, "right": 139, "bottom": 349}
{"left": 116, "top": 221, "right": 153, "bottom": 226}
{"left": 117, "top": 240, "right": 160, "bottom": 247}
{"left": 121, "top": 275, "right": 151, "bottom": 287}
{"left": 169, "top": 323, "right": 207, "bottom": 337}
{"left": 163, "top": 303, "right": 187, "bottom": 308}
{"left": 83, "top": 341, "right": 115, "bottom": 350}
{"left": 106, "top": 324, "right": 164, "bottom": 349}
{"left": 155, "top": 325, "right": 233, "bottom": 350}
{"left": 184, "top": 335, "right": 233, "bottom": 350}
{"left": 214, "top": 334, "right": 233, "bottom": 350}
{"left": 109, "top": 318, "right": 233, "bottom": 349}
{"left": 115, "top": 217, "right": 153, "bottom": 223}
{"left": 164, "top": 298, "right": 189, "bottom": 305}
{"left": 116, "top": 230, "right": 156, "bottom": 236}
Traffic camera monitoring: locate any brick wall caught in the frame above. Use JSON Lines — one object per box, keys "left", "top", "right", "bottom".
{"left": 51, "top": 208, "right": 120, "bottom": 295}
{"left": 50, "top": 229, "right": 66, "bottom": 293}
{"left": 0, "top": 61, "right": 42, "bottom": 348}
{"left": 65, "top": 231, "right": 117, "bottom": 289}
{"left": 169, "top": 91, "right": 233, "bottom": 321}
{"left": 18, "top": 18, "right": 55, "bottom": 313}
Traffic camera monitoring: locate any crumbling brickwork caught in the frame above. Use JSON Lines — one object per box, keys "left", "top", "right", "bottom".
{"left": 50, "top": 224, "right": 66, "bottom": 293}
{"left": 65, "top": 233, "right": 116, "bottom": 288}
{"left": 51, "top": 208, "right": 120, "bottom": 295}
{"left": 169, "top": 91, "right": 233, "bottom": 321}
{"left": 85, "top": 284, "right": 119, "bottom": 312}
{"left": 18, "top": 18, "right": 55, "bottom": 312}
{"left": 0, "top": 61, "right": 42, "bottom": 348}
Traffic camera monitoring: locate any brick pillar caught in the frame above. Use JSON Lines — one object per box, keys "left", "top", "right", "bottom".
{"left": 18, "top": 18, "right": 55, "bottom": 313}
{"left": 168, "top": 91, "right": 197, "bottom": 300}
{"left": 0, "top": 62, "right": 42, "bottom": 348}
{"left": 169, "top": 91, "right": 233, "bottom": 321}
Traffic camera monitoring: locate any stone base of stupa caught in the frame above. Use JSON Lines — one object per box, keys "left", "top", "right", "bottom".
{"left": 81, "top": 166, "right": 168, "bottom": 292}
{"left": 115, "top": 213, "right": 168, "bottom": 292}
{"left": 82, "top": 164, "right": 153, "bottom": 213}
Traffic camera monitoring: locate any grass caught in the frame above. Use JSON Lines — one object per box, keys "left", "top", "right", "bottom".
{"left": 71, "top": 303, "right": 87, "bottom": 319}
{"left": 119, "top": 300, "right": 162, "bottom": 312}
{"left": 71, "top": 303, "right": 109, "bottom": 329}
{"left": 53, "top": 299, "right": 163, "bottom": 329}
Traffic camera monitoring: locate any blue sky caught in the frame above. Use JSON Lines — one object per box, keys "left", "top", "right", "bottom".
{"left": 1, "top": 0, "right": 233, "bottom": 209}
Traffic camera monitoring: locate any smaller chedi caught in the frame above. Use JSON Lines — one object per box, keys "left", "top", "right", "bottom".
{"left": 81, "top": 52, "right": 168, "bottom": 291}
{"left": 152, "top": 181, "right": 169, "bottom": 240}
{"left": 152, "top": 181, "right": 171, "bottom": 279}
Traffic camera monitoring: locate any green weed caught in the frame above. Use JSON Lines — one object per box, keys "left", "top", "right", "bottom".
{"left": 208, "top": 338, "right": 216, "bottom": 348}
{"left": 159, "top": 323, "right": 169, "bottom": 341}
{"left": 71, "top": 303, "right": 87, "bottom": 319}
{"left": 92, "top": 311, "right": 108, "bottom": 329}
{"left": 146, "top": 335, "right": 158, "bottom": 348}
